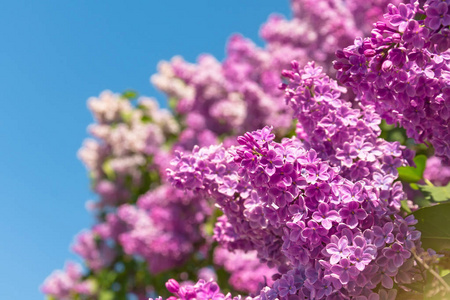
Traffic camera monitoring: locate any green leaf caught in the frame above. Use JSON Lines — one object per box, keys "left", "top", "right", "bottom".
{"left": 412, "top": 203, "right": 450, "bottom": 251}
{"left": 120, "top": 111, "right": 132, "bottom": 123}
{"left": 414, "top": 12, "right": 427, "bottom": 21}
{"left": 96, "top": 269, "right": 118, "bottom": 288}
{"left": 121, "top": 89, "right": 138, "bottom": 100}
{"left": 389, "top": 130, "right": 406, "bottom": 144}
{"left": 397, "top": 154, "right": 427, "bottom": 183}
{"left": 141, "top": 115, "right": 152, "bottom": 123}
{"left": 401, "top": 200, "right": 412, "bottom": 214}
{"left": 414, "top": 154, "right": 427, "bottom": 175}
{"left": 410, "top": 183, "right": 419, "bottom": 190}
{"left": 168, "top": 97, "right": 178, "bottom": 110}
{"left": 99, "top": 290, "right": 115, "bottom": 300}
{"left": 102, "top": 160, "right": 115, "bottom": 180}
{"left": 418, "top": 182, "right": 450, "bottom": 202}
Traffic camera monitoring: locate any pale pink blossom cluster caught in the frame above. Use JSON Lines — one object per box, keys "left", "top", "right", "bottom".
{"left": 78, "top": 90, "right": 179, "bottom": 209}
{"left": 41, "top": 262, "right": 94, "bottom": 299}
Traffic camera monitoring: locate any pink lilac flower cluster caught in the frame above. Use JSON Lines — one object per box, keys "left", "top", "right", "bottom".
{"left": 168, "top": 142, "right": 288, "bottom": 267}
{"left": 149, "top": 279, "right": 241, "bottom": 300}
{"left": 152, "top": 0, "right": 400, "bottom": 150}
{"left": 263, "top": 0, "right": 402, "bottom": 74}
{"left": 43, "top": 91, "right": 210, "bottom": 298}
{"left": 424, "top": 155, "right": 450, "bottom": 186}
{"left": 58, "top": 184, "right": 212, "bottom": 299}
{"left": 88, "top": 184, "right": 210, "bottom": 275}
{"left": 151, "top": 276, "right": 399, "bottom": 300}
{"left": 152, "top": 40, "right": 296, "bottom": 151}
{"left": 213, "top": 246, "right": 276, "bottom": 294}
{"left": 41, "top": 262, "right": 94, "bottom": 299}
{"left": 129, "top": 185, "right": 210, "bottom": 273}
{"left": 168, "top": 64, "right": 424, "bottom": 298}
{"left": 334, "top": 0, "right": 450, "bottom": 163}
{"left": 71, "top": 230, "right": 116, "bottom": 272}
{"left": 78, "top": 90, "right": 179, "bottom": 209}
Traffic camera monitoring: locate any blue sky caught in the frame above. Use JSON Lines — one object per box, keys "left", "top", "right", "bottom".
{"left": 0, "top": 1, "right": 291, "bottom": 299}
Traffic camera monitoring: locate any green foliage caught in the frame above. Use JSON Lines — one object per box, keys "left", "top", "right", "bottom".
{"left": 285, "top": 120, "right": 297, "bottom": 139}
{"left": 120, "top": 111, "right": 133, "bottom": 124}
{"left": 97, "top": 269, "right": 118, "bottom": 289}
{"left": 401, "top": 200, "right": 412, "bottom": 214}
{"left": 417, "top": 182, "right": 450, "bottom": 203}
{"left": 423, "top": 273, "right": 450, "bottom": 300}
{"left": 102, "top": 160, "right": 115, "bottom": 180}
{"left": 204, "top": 208, "right": 223, "bottom": 236}
{"left": 99, "top": 290, "right": 115, "bottom": 300}
{"left": 414, "top": 12, "right": 427, "bottom": 21}
{"left": 121, "top": 90, "right": 139, "bottom": 100}
{"left": 410, "top": 183, "right": 419, "bottom": 190}
{"left": 397, "top": 154, "right": 427, "bottom": 183}
{"left": 169, "top": 97, "right": 178, "bottom": 111}
{"left": 141, "top": 115, "right": 152, "bottom": 123}
{"left": 412, "top": 203, "right": 450, "bottom": 251}
{"left": 379, "top": 120, "right": 406, "bottom": 144}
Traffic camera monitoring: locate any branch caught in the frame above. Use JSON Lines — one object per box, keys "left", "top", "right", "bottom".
{"left": 411, "top": 247, "right": 450, "bottom": 293}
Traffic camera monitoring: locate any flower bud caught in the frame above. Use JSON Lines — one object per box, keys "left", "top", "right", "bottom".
{"left": 382, "top": 60, "right": 393, "bottom": 72}
{"left": 166, "top": 279, "right": 180, "bottom": 294}
{"left": 364, "top": 49, "right": 376, "bottom": 57}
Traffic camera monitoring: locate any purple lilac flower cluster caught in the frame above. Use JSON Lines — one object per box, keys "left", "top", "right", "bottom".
{"left": 263, "top": 0, "right": 402, "bottom": 74}
{"left": 168, "top": 142, "right": 288, "bottom": 267}
{"left": 282, "top": 61, "right": 415, "bottom": 182}
{"left": 152, "top": 276, "right": 399, "bottom": 300}
{"left": 334, "top": 0, "right": 450, "bottom": 163}
{"left": 149, "top": 279, "right": 240, "bottom": 300}
{"left": 168, "top": 64, "right": 425, "bottom": 298}
{"left": 41, "top": 262, "right": 94, "bottom": 299}
{"left": 152, "top": 0, "right": 400, "bottom": 150}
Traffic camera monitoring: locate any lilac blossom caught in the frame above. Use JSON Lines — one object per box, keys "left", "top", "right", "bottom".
{"left": 311, "top": 203, "right": 341, "bottom": 230}
{"left": 40, "top": 262, "right": 94, "bottom": 299}
{"left": 373, "top": 223, "right": 395, "bottom": 248}
{"left": 325, "top": 235, "right": 352, "bottom": 265}
{"left": 339, "top": 201, "right": 368, "bottom": 229}
{"left": 334, "top": 0, "right": 450, "bottom": 163}
{"left": 169, "top": 62, "right": 425, "bottom": 299}
{"left": 331, "top": 258, "right": 360, "bottom": 284}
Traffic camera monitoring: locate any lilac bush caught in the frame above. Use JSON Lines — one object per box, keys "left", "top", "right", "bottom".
{"left": 43, "top": 0, "right": 450, "bottom": 299}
